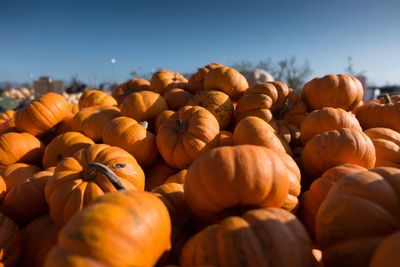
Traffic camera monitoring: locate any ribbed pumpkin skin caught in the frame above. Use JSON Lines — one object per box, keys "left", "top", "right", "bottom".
{"left": 112, "top": 78, "right": 151, "bottom": 105}
{"left": 71, "top": 106, "right": 121, "bottom": 142}
{"left": 204, "top": 66, "right": 248, "bottom": 98}
{"left": 370, "top": 231, "right": 400, "bottom": 267}
{"left": 301, "top": 128, "right": 376, "bottom": 179}
{"left": 78, "top": 89, "right": 117, "bottom": 109}
{"left": 18, "top": 215, "right": 60, "bottom": 267}
{"left": 355, "top": 95, "right": 400, "bottom": 132}
{"left": 2, "top": 169, "right": 54, "bottom": 226}
{"left": 42, "top": 132, "right": 95, "bottom": 169}
{"left": 0, "top": 132, "right": 44, "bottom": 167}
{"left": 184, "top": 145, "right": 292, "bottom": 218}
{"left": 156, "top": 106, "right": 220, "bottom": 169}
{"left": 45, "top": 144, "right": 145, "bottom": 226}
{"left": 163, "top": 87, "right": 193, "bottom": 111}
{"left": 187, "top": 63, "right": 224, "bottom": 93}
{"left": 217, "top": 130, "right": 234, "bottom": 147}
{"left": 120, "top": 91, "right": 168, "bottom": 122}
{"left": 145, "top": 160, "right": 178, "bottom": 191}
{"left": 15, "top": 92, "right": 71, "bottom": 136}
{"left": 45, "top": 191, "right": 171, "bottom": 267}
{"left": 150, "top": 70, "right": 188, "bottom": 94}
{"left": 301, "top": 74, "right": 363, "bottom": 111}
{"left": 1, "top": 163, "right": 41, "bottom": 191}
{"left": 103, "top": 117, "right": 158, "bottom": 167}
{"left": 0, "top": 176, "right": 5, "bottom": 203}
{"left": 300, "top": 164, "right": 367, "bottom": 236}
{"left": 181, "top": 208, "right": 316, "bottom": 267}
{"left": 300, "top": 107, "right": 362, "bottom": 144}
{"left": 0, "top": 110, "right": 15, "bottom": 133}
{"left": 316, "top": 167, "right": 400, "bottom": 267}
{"left": 165, "top": 169, "right": 187, "bottom": 184}
{"left": 0, "top": 213, "right": 22, "bottom": 267}
{"left": 155, "top": 110, "right": 175, "bottom": 133}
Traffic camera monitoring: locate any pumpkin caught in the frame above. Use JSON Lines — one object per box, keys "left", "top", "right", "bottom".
{"left": 18, "top": 215, "right": 60, "bottom": 267}
{"left": 150, "top": 70, "right": 188, "bottom": 94}
{"left": 163, "top": 87, "right": 193, "bottom": 110}
{"left": 2, "top": 168, "right": 54, "bottom": 226}
{"left": 45, "top": 191, "right": 171, "bottom": 267}
{"left": 1, "top": 163, "right": 41, "bottom": 191}
{"left": 217, "top": 130, "right": 234, "bottom": 147}
{"left": 370, "top": 231, "right": 400, "bottom": 267}
{"left": 233, "top": 116, "right": 292, "bottom": 156}
{"left": 155, "top": 110, "right": 175, "bottom": 133}
{"left": 0, "top": 110, "right": 15, "bottom": 134}
{"left": 300, "top": 107, "right": 362, "bottom": 144}
{"left": 120, "top": 91, "right": 168, "bottom": 122}
{"left": 316, "top": 167, "right": 400, "bottom": 267}
{"left": 301, "top": 128, "right": 376, "bottom": 179}
{"left": 45, "top": 144, "right": 145, "bottom": 226}
{"left": 0, "top": 213, "right": 22, "bottom": 267}
{"left": 187, "top": 63, "right": 224, "bottom": 93}
{"left": 103, "top": 117, "right": 158, "bottom": 167}
{"left": 14, "top": 92, "right": 71, "bottom": 136}
{"left": 112, "top": 78, "right": 151, "bottom": 105}
{"left": 165, "top": 169, "right": 187, "bottom": 184}
{"left": 355, "top": 94, "right": 400, "bottom": 132}
{"left": 0, "top": 176, "right": 5, "bottom": 203}
{"left": 55, "top": 105, "right": 79, "bottom": 135}
{"left": 203, "top": 66, "right": 248, "bottom": 99}
{"left": 184, "top": 145, "right": 295, "bottom": 218}
{"left": 78, "top": 89, "right": 117, "bottom": 109}
{"left": 180, "top": 208, "right": 316, "bottom": 267}
{"left": 0, "top": 132, "right": 44, "bottom": 167}
{"left": 71, "top": 105, "right": 121, "bottom": 142}
{"left": 300, "top": 164, "right": 367, "bottom": 237}
{"left": 42, "top": 132, "right": 95, "bottom": 169}
{"left": 270, "top": 119, "right": 301, "bottom": 145}
{"left": 145, "top": 160, "right": 178, "bottom": 191}
{"left": 364, "top": 127, "right": 400, "bottom": 168}
{"left": 156, "top": 106, "right": 220, "bottom": 169}
{"left": 186, "top": 90, "right": 234, "bottom": 129}
{"left": 301, "top": 74, "right": 363, "bottom": 111}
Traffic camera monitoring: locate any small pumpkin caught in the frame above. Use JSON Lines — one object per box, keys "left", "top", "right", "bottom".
{"left": 204, "top": 66, "right": 248, "bottom": 98}
{"left": 42, "top": 132, "right": 95, "bottom": 169}
{"left": 45, "top": 191, "right": 171, "bottom": 267}
{"left": 301, "top": 74, "right": 363, "bottom": 111}
{"left": 163, "top": 87, "right": 193, "bottom": 111}
{"left": 270, "top": 119, "right": 301, "bottom": 145}
{"left": 103, "top": 117, "right": 158, "bottom": 167}
{"left": 0, "top": 212, "right": 22, "bottom": 267}
{"left": 0, "top": 176, "right": 5, "bottom": 203}
{"left": 155, "top": 110, "right": 175, "bottom": 133}
{"left": 1, "top": 163, "right": 41, "bottom": 191}
{"left": 78, "top": 89, "right": 117, "bottom": 109}
{"left": 120, "top": 91, "right": 168, "bottom": 122}
{"left": 187, "top": 63, "right": 224, "bottom": 93}
{"left": 164, "top": 169, "right": 187, "bottom": 184}
{"left": 14, "top": 92, "right": 71, "bottom": 136}
{"left": 216, "top": 130, "right": 234, "bottom": 147}
{"left": 71, "top": 105, "right": 121, "bottom": 142}
{"left": 156, "top": 106, "right": 220, "bottom": 169}
{"left": 150, "top": 70, "right": 188, "bottom": 94}
{"left": 187, "top": 90, "right": 234, "bottom": 129}
{"left": 112, "top": 78, "right": 151, "bottom": 105}
{"left": 144, "top": 160, "right": 178, "bottom": 191}
{"left": 370, "top": 231, "right": 400, "bottom": 267}
{"left": 0, "top": 132, "right": 44, "bottom": 167}
{"left": 45, "top": 144, "right": 145, "bottom": 226}
{"left": 0, "top": 110, "right": 15, "bottom": 133}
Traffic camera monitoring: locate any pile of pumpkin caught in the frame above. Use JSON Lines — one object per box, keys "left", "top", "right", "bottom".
{"left": 0, "top": 63, "right": 399, "bottom": 267}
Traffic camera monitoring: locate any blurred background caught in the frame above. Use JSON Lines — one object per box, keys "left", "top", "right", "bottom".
{"left": 0, "top": 0, "right": 399, "bottom": 109}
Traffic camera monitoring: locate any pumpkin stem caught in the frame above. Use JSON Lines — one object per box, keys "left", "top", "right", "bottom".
{"left": 384, "top": 93, "right": 393, "bottom": 104}
{"left": 139, "top": 121, "right": 149, "bottom": 129}
{"left": 176, "top": 119, "right": 188, "bottom": 134}
{"left": 83, "top": 162, "right": 125, "bottom": 190}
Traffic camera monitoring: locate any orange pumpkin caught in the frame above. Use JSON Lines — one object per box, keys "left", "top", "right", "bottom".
{"left": 2, "top": 168, "right": 54, "bottom": 226}
{"left": 42, "top": 132, "right": 95, "bottom": 169}
{"left": 71, "top": 105, "right": 121, "bottom": 142}
{"left": 301, "top": 74, "right": 363, "bottom": 111}
{"left": 45, "top": 144, "right": 145, "bottom": 226}
{"left": 103, "top": 117, "right": 158, "bottom": 167}
{"left": 0, "top": 213, "right": 22, "bottom": 267}
{"left": 300, "top": 107, "right": 362, "bottom": 144}
{"left": 150, "top": 69, "right": 188, "bottom": 94}
{"left": 355, "top": 94, "right": 400, "bottom": 132}
{"left": 0, "top": 132, "right": 44, "bottom": 167}
{"left": 156, "top": 106, "right": 220, "bottom": 169}
{"left": 216, "top": 130, "right": 234, "bottom": 147}
{"left": 186, "top": 90, "right": 234, "bottom": 129}
{"left": 301, "top": 128, "right": 376, "bottom": 179}
{"left": 55, "top": 104, "right": 80, "bottom": 135}
{"left": 270, "top": 119, "right": 301, "bottom": 145}
{"left": 187, "top": 63, "right": 224, "bottom": 93}
{"left": 0, "top": 110, "right": 15, "bottom": 134}
{"left": 144, "top": 160, "right": 178, "bottom": 191}
{"left": 155, "top": 110, "right": 175, "bottom": 133}
{"left": 204, "top": 66, "right": 248, "bottom": 98}
{"left": 120, "top": 91, "right": 168, "bottom": 122}
{"left": 370, "top": 231, "right": 400, "bottom": 267}
{"left": 112, "top": 78, "right": 151, "bottom": 105}
{"left": 45, "top": 191, "right": 171, "bottom": 267}
{"left": 184, "top": 145, "right": 295, "bottom": 218}
{"left": 0, "top": 176, "right": 5, "bottom": 203}
{"left": 14, "top": 92, "right": 71, "bottom": 136}
{"left": 163, "top": 87, "right": 193, "bottom": 110}
{"left": 78, "top": 89, "right": 117, "bottom": 109}
{"left": 1, "top": 163, "right": 41, "bottom": 191}
{"left": 164, "top": 169, "right": 187, "bottom": 184}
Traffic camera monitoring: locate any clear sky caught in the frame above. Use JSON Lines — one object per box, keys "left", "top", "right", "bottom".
{"left": 1, "top": 0, "right": 399, "bottom": 86}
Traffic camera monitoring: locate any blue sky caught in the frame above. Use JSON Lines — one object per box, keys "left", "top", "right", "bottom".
{"left": 1, "top": 0, "right": 399, "bottom": 86}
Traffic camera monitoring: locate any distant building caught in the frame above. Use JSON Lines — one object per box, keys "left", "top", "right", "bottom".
{"left": 33, "top": 76, "right": 64, "bottom": 98}
{"left": 242, "top": 69, "right": 274, "bottom": 86}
